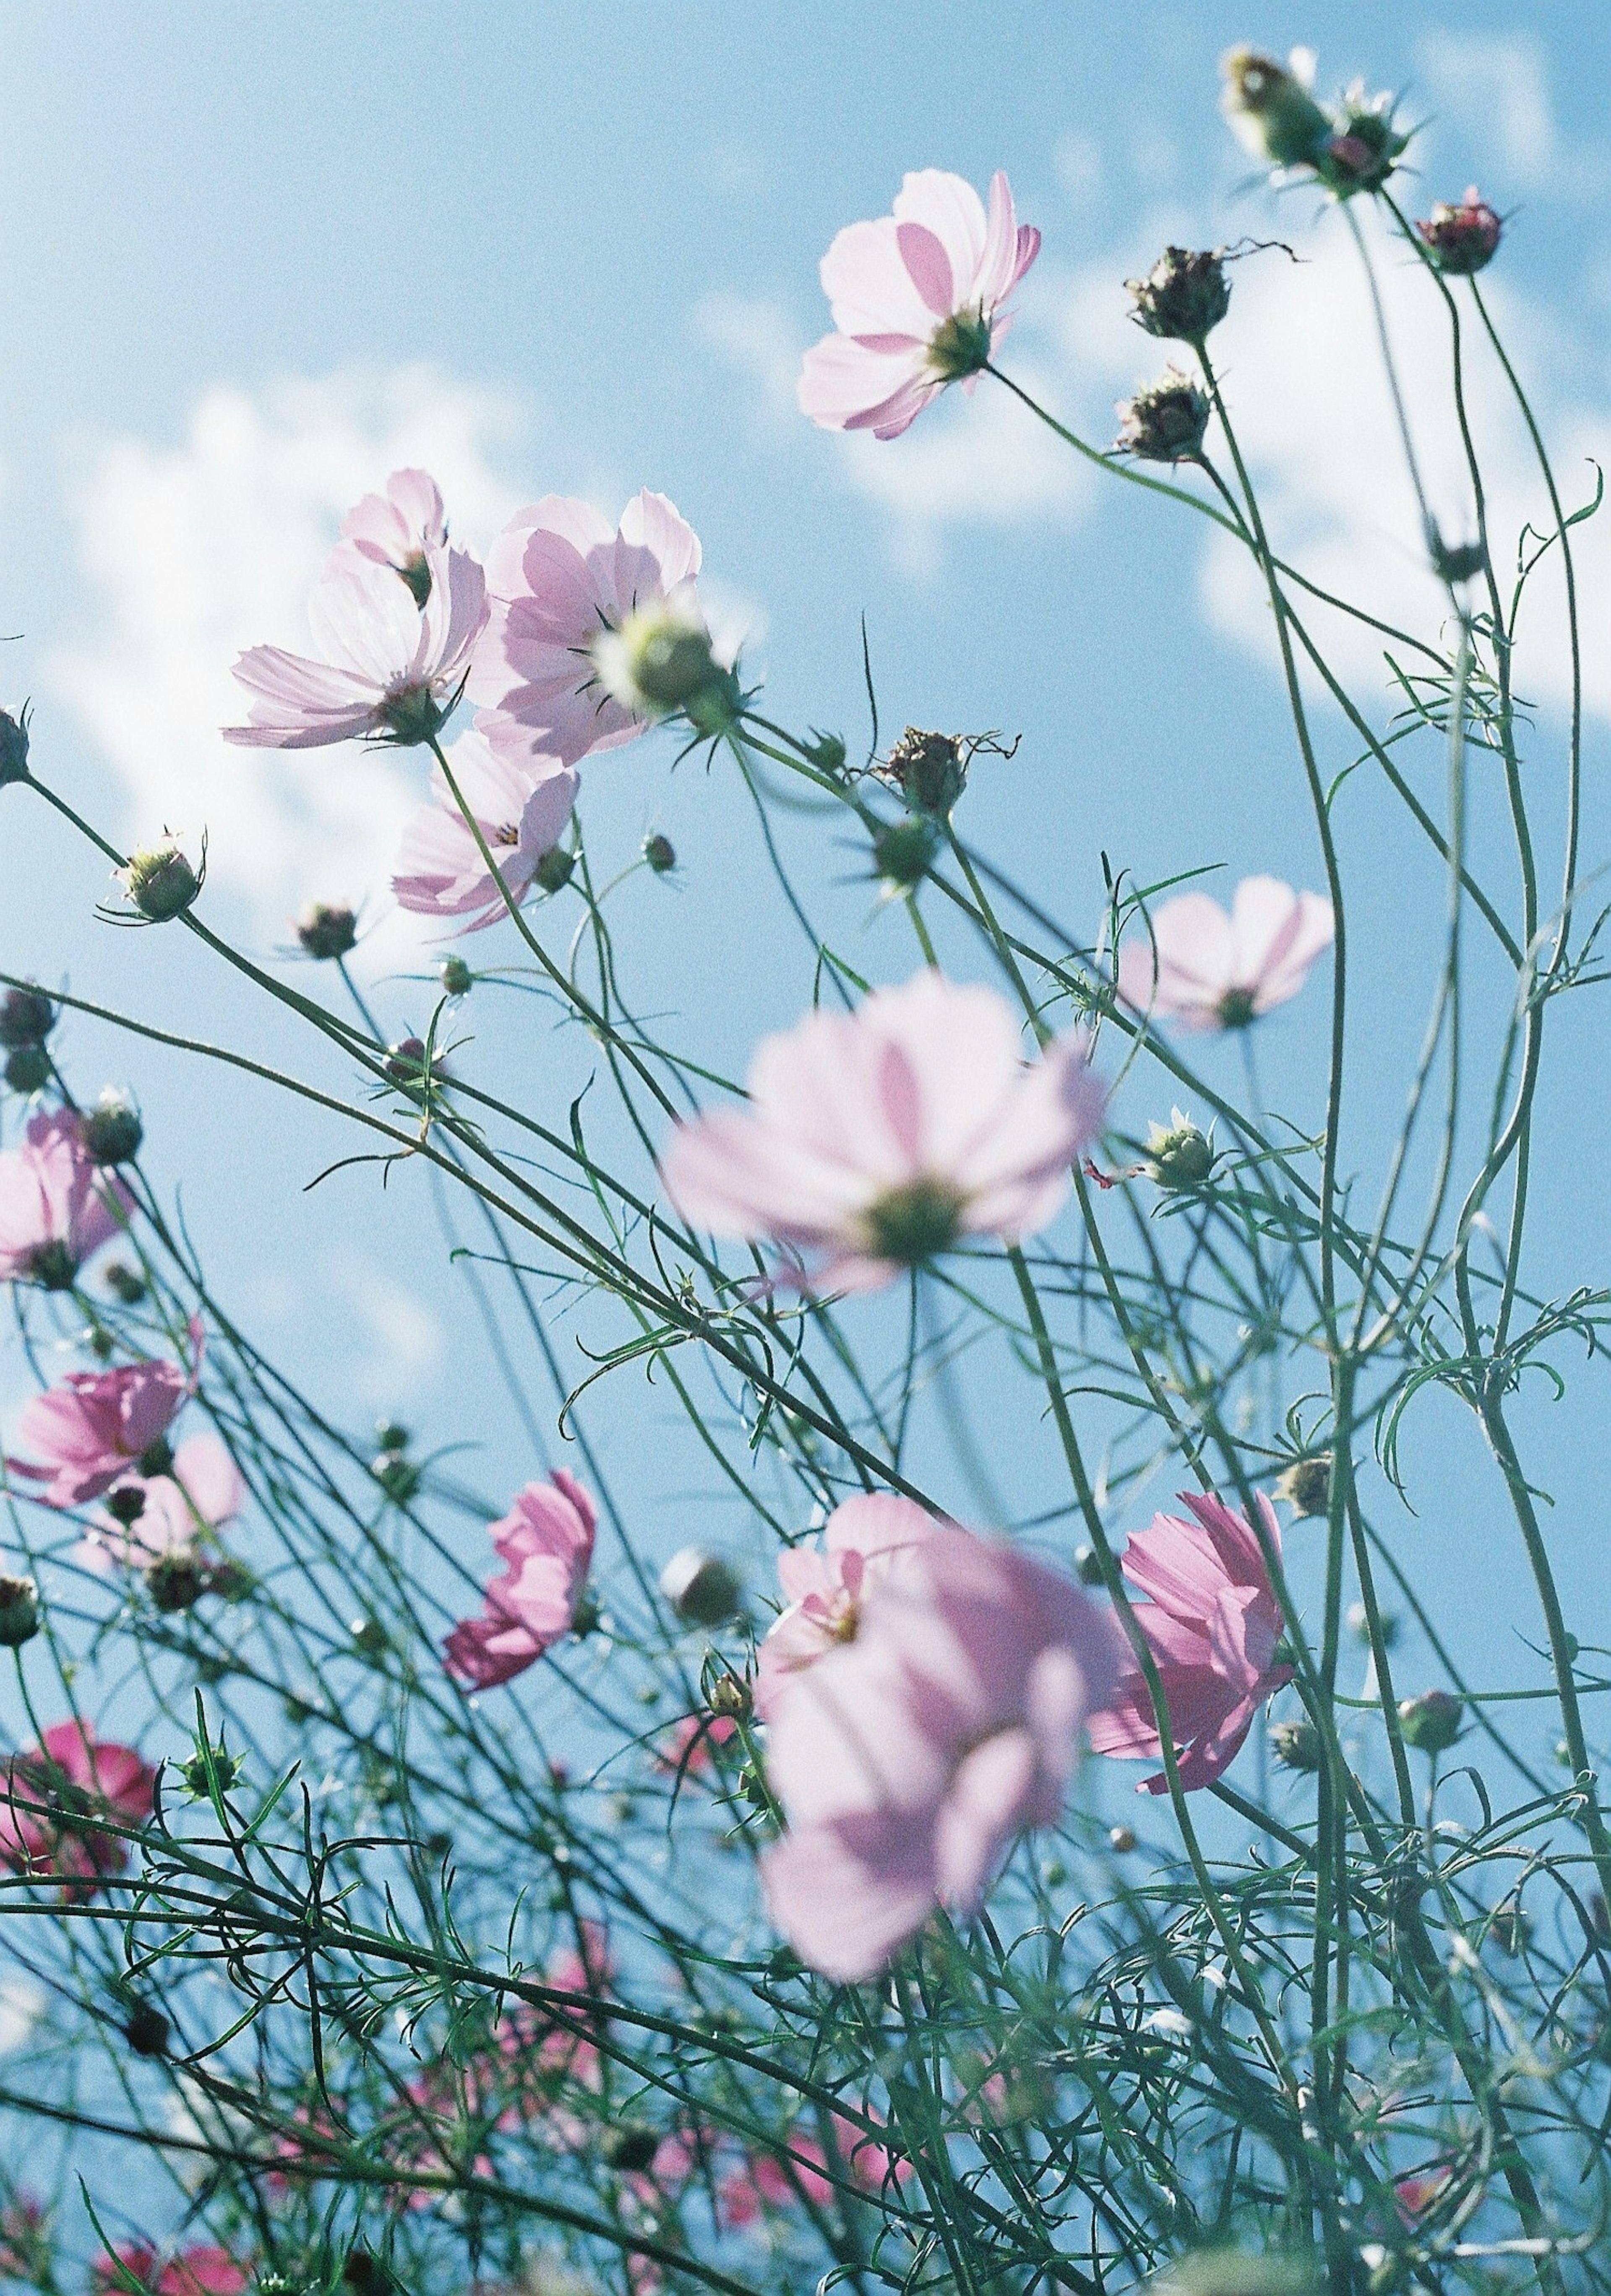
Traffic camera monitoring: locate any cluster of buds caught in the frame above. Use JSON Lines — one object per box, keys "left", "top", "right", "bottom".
{"left": 1221, "top": 47, "right": 1411, "bottom": 200}
{"left": 1116, "top": 371, "right": 1210, "bottom": 464}
{"left": 1126, "top": 246, "right": 1232, "bottom": 345}
{"left": 1, "top": 983, "right": 56, "bottom": 1095}
{"left": 296, "top": 901, "right": 359, "bottom": 961}
{"left": 1416, "top": 188, "right": 1503, "bottom": 276}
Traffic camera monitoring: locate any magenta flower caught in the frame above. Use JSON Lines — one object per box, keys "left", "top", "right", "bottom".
{"left": 1086, "top": 1490, "right": 1295, "bottom": 1793}
{"left": 0, "top": 1721, "right": 155, "bottom": 1897}
{"left": 339, "top": 467, "right": 448, "bottom": 596}
{"left": 798, "top": 170, "right": 1039, "bottom": 440}
{"left": 0, "top": 1111, "right": 130, "bottom": 1289}
{"left": 1117, "top": 875, "right": 1334, "bottom": 1032}
{"left": 83, "top": 1433, "right": 245, "bottom": 1571}
{"left": 224, "top": 503, "right": 487, "bottom": 751}
{"left": 9, "top": 1339, "right": 197, "bottom": 1509}
{"left": 468, "top": 490, "right": 705, "bottom": 768}
{"left": 661, "top": 971, "right": 1106, "bottom": 1295}
{"left": 443, "top": 1470, "right": 597, "bottom": 1688}
{"left": 755, "top": 1494, "right": 941, "bottom": 1720}
{"left": 98, "top": 2249, "right": 248, "bottom": 2296}
{"left": 391, "top": 729, "right": 577, "bottom": 933}
{"left": 761, "top": 1526, "right": 1120, "bottom": 1982}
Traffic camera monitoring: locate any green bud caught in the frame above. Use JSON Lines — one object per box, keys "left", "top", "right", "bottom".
{"left": 372, "top": 1447, "right": 420, "bottom": 1505}
{"left": 1073, "top": 1544, "right": 1106, "bottom": 1588}
{"left": 872, "top": 815, "right": 941, "bottom": 889}
{"left": 438, "top": 955, "right": 472, "bottom": 997}
{"left": 805, "top": 729, "right": 847, "bottom": 775}
{"left": 350, "top": 1616, "right": 390, "bottom": 1660}
{"left": 178, "top": 1746, "right": 246, "bottom": 1796}
{"left": 0, "top": 705, "right": 30, "bottom": 784}
{"left": 602, "top": 2124, "right": 661, "bottom": 2173}
{"left": 642, "top": 833, "right": 677, "bottom": 874}
{"left": 5, "top": 1046, "right": 51, "bottom": 1095}
{"left": 1220, "top": 47, "right": 1332, "bottom": 170}
{"left": 123, "top": 2001, "right": 171, "bottom": 2057}
{"left": 104, "top": 1261, "right": 147, "bottom": 1305}
{"left": 0, "top": 1575, "right": 40, "bottom": 1648}
{"left": 1399, "top": 1690, "right": 1464, "bottom": 1755}
{"left": 84, "top": 1087, "right": 143, "bottom": 1167}
{"left": 1270, "top": 1717, "right": 1321, "bottom": 1773}
{"left": 707, "top": 1670, "right": 752, "bottom": 1720}
{"left": 0, "top": 986, "right": 55, "bottom": 1049}
{"left": 1275, "top": 1453, "right": 1332, "bottom": 1519}
{"left": 296, "top": 901, "right": 358, "bottom": 960}
{"left": 1144, "top": 1109, "right": 1214, "bottom": 1191}
{"left": 534, "top": 845, "right": 576, "bottom": 894}
{"left": 147, "top": 1553, "right": 208, "bottom": 1613}
{"left": 124, "top": 841, "right": 201, "bottom": 922}
{"left": 659, "top": 1547, "right": 743, "bottom": 1627}
{"left": 1109, "top": 1825, "right": 1137, "bottom": 1854}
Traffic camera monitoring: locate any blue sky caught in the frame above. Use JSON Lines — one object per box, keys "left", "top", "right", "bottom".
{"left": 2, "top": 1, "right": 1608, "bottom": 1778}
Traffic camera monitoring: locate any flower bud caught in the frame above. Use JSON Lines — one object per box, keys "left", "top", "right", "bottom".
{"left": 439, "top": 955, "right": 472, "bottom": 998}
{"left": 1417, "top": 187, "right": 1502, "bottom": 275}
{"left": 1348, "top": 1598, "right": 1397, "bottom": 1648}
{"left": 0, "top": 986, "right": 55, "bottom": 1049}
{"left": 124, "top": 840, "right": 201, "bottom": 922}
{"left": 84, "top": 1087, "right": 143, "bottom": 1167}
{"left": 0, "top": 706, "right": 30, "bottom": 785}
{"left": 805, "top": 729, "right": 847, "bottom": 775}
{"left": 1398, "top": 1689, "right": 1464, "bottom": 1755}
{"left": 123, "top": 2001, "right": 170, "bottom": 2057}
{"left": 350, "top": 1616, "right": 390, "bottom": 1659}
{"left": 881, "top": 727, "right": 967, "bottom": 818}
{"left": 873, "top": 815, "right": 941, "bottom": 890}
{"left": 138, "top": 1436, "right": 174, "bottom": 1478}
{"left": 4, "top": 1046, "right": 51, "bottom": 1095}
{"left": 296, "top": 901, "right": 358, "bottom": 960}
{"left": 534, "top": 846, "right": 576, "bottom": 895}
{"left": 602, "top": 2123, "right": 660, "bottom": 2173}
{"left": 642, "top": 833, "right": 677, "bottom": 874}
{"left": 594, "top": 598, "right": 724, "bottom": 717}
{"left": 1275, "top": 1452, "right": 1332, "bottom": 1519}
{"left": 1221, "top": 47, "right": 1332, "bottom": 169}
{"left": 104, "top": 1261, "right": 147, "bottom": 1306}
{"left": 0, "top": 1575, "right": 40, "bottom": 1648}
{"left": 383, "top": 1037, "right": 446, "bottom": 1090}
{"left": 659, "top": 1546, "right": 743, "bottom": 1627}
{"left": 105, "top": 1484, "right": 148, "bottom": 1528}
{"left": 147, "top": 1552, "right": 208, "bottom": 1613}
{"left": 1144, "top": 1110, "right": 1214, "bottom": 1190}
{"left": 1116, "top": 371, "right": 1210, "bottom": 463}
{"left": 1125, "top": 246, "right": 1232, "bottom": 344}
{"left": 707, "top": 1670, "right": 752, "bottom": 1720}
{"left": 1109, "top": 1825, "right": 1137, "bottom": 1853}
{"left": 1320, "top": 83, "right": 1410, "bottom": 198}
{"left": 372, "top": 1445, "right": 420, "bottom": 1505}
{"left": 1073, "top": 1544, "right": 1106, "bottom": 1588}
{"left": 1270, "top": 1717, "right": 1321, "bottom": 1772}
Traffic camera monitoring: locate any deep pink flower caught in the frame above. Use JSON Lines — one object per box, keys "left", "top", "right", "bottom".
{"left": 467, "top": 491, "right": 704, "bottom": 768}
{"left": 83, "top": 1434, "right": 245, "bottom": 1572}
{"left": 97, "top": 2248, "right": 248, "bottom": 2296}
{"left": 0, "top": 1721, "right": 155, "bottom": 1896}
{"left": 1117, "top": 876, "right": 1334, "bottom": 1033}
{"left": 661, "top": 971, "right": 1106, "bottom": 1295}
{"left": 1087, "top": 1491, "right": 1295, "bottom": 1793}
{"left": 655, "top": 1712, "right": 739, "bottom": 1777}
{"left": 0, "top": 1111, "right": 130, "bottom": 1289}
{"left": 339, "top": 467, "right": 448, "bottom": 592}
{"left": 761, "top": 1526, "right": 1121, "bottom": 1982}
{"left": 10, "top": 1341, "right": 197, "bottom": 1508}
{"left": 755, "top": 1494, "right": 941, "bottom": 1719}
{"left": 443, "top": 1471, "right": 597, "bottom": 1688}
{"left": 1394, "top": 2168, "right": 1451, "bottom": 2222}
{"left": 799, "top": 170, "right": 1039, "bottom": 440}
{"left": 391, "top": 730, "right": 577, "bottom": 933}
{"left": 224, "top": 488, "right": 487, "bottom": 750}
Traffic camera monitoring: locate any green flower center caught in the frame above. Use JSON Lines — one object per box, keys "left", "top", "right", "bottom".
{"left": 26, "top": 1241, "right": 76, "bottom": 1292}
{"left": 398, "top": 553, "right": 432, "bottom": 609}
{"left": 1217, "top": 987, "right": 1257, "bottom": 1030}
{"left": 377, "top": 682, "right": 446, "bottom": 746}
{"left": 927, "top": 308, "right": 993, "bottom": 382}
{"left": 860, "top": 1177, "right": 967, "bottom": 1267}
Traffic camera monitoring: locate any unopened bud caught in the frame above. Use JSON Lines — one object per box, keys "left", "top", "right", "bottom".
{"left": 1126, "top": 246, "right": 1231, "bottom": 344}
{"left": 105, "top": 1484, "right": 148, "bottom": 1526}
{"left": 123, "top": 2001, "right": 170, "bottom": 2057}
{"left": 84, "top": 1088, "right": 143, "bottom": 1167}
{"left": 642, "top": 833, "right": 677, "bottom": 874}
{"left": 1348, "top": 1599, "right": 1398, "bottom": 1648}
{"left": 137, "top": 1437, "right": 174, "bottom": 1478}
{"left": 4, "top": 1046, "right": 50, "bottom": 1095}
{"left": 1275, "top": 1453, "right": 1332, "bottom": 1519}
{"left": 297, "top": 901, "right": 358, "bottom": 960}
{"left": 124, "top": 841, "right": 201, "bottom": 922}
{"left": 0, "top": 986, "right": 55, "bottom": 1049}
{"left": 1221, "top": 47, "right": 1332, "bottom": 169}
{"left": 1109, "top": 1825, "right": 1137, "bottom": 1853}
{"left": 1417, "top": 187, "right": 1502, "bottom": 275}
{"left": 1144, "top": 1110, "right": 1214, "bottom": 1191}
{"left": 439, "top": 955, "right": 472, "bottom": 998}
{"left": 204, "top": 1558, "right": 255, "bottom": 1603}
{"left": 0, "top": 1575, "right": 40, "bottom": 1648}
{"left": 147, "top": 1552, "right": 208, "bottom": 1613}
{"left": 882, "top": 727, "right": 967, "bottom": 818}
{"left": 659, "top": 1546, "right": 743, "bottom": 1627}
{"left": 383, "top": 1037, "right": 445, "bottom": 1088}
{"left": 1270, "top": 1717, "right": 1321, "bottom": 1772}
{"left": 1073, "top": 1544, "right": 1106, "bottom": 1588}
{"left": 602, "top": 2123, "right": 660, "bottom": 2173}
{"left": 104, "top": 1262, "right": 147, "bottom": 1306}
{"left": 372, "top": 1447, "right": 420, "bottom": 1505}
{"left": 873, "top": 815, "right": 941, "bottom": 889}
{"left": 1116, "top": 371, "right": 1210, "bottom": 463}
{"left": 350, "top": 1616, "right": 390, "bottom": 1659}
{"left": 534, "top": 846, "right": 576, "bottom": 895}
{"left": 0, "top": 705, "right": 30, "bottom": 786}
{"left": 805, "top": 729, "right": 847, "bottom": 775}
{"left": 707, "top": 1671, "right": 752, "bottom": 1720}
{"left": 1399, "top": 1690, "right": 1464, "bottom": 1755}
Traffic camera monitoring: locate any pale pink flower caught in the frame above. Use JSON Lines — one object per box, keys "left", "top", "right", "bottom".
{"left": 720, "top": 2111, "right": 907, "bottom": 2226}
{"left": 0, "top": 1721, "right": 155, "bottom": 1896}
{"left": 224, "top": 510, "right": 487, "bottom": 750}
{"left": 339, "top": 467, "right": 448, "bottom": 596}
{"left": 0, "top": 1110, "right": 130, "bottom": 1289}
{"left": 467, "top": 490, "right": 704, "bottom": 768}
{"left": 9, "top": 1340, "right": 197, "bottom": 1508}
{"left": 799, "top": 170, "right": 1039, "bottom": 440}
{"left": 1117, "top": 875, "right": 1334, "bottom": 1033}
{"left": 443, "top": 1470, "right": 597, "bottom": 1688}
{"left": 755, "top": 1494, "right": 941, "bottom": 1719}
{"left": 660, "top": 971, "right": 1106, "bottom": 1294}
{"left": 761, "top": 1526, "right": 1121, "bottom": 1981}
{"left": 391, "top": 729, "right": 577, "bottom": 933}
{"left": 83, "top": 1433, "right": 245, "bottom": 1572}
{"left": 1087, "top": 1490, "right": 1295, "bottom": 1793}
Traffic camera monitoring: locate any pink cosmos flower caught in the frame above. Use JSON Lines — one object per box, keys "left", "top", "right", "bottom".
{"left": 661, "top": 971, "right": 1106, "bottom": 1295}
{"left": 799, "top": 170, "right": 1039, "bottom": 440}
{"left": 391, "top": 729, "right": 577, "bottom": 933}
{"left": 443, "top": 1470, "right": 597, "bottom": 1688}
{"left": 0, "top": 1110, "right": 130, "bottom": 1289}
{"left": 82, "top": 1434, "right": 245, "bottom": 1572}
{"left": 761, "top": 1526, "right": 1121, "bottom": 1982}
{"left": 224, "top": 504, "right": 487, "bottom": 751}
{"left": 755, "top": 1494, "right": 940, "bottom": 1720}
{"left": 720, "top": 2112, "right": 908, "bottom": 2226}
{"left": 1086, "top": 1490, "right": 1295, "bottom": 1793}
{"left": 339, "top": 467, "right": 448, "bottom": 597}
{"left": 97, "top": 2250, "right": 248, "bottom": 2296}
{"left": 0, "top": 1721, "right": 156, "bottom": 1896}
{"left": 10, "top": 1340, "right": 197, "bottom": 1508}
{"left": 1394, "top": 2169, "right": 1452, "bottom": 2223}
{"left": 1117, "top": 876, "right": 1335, "bottom": 1033}
{"left": 467, "top": 491, "right": 704, "bottom": 768}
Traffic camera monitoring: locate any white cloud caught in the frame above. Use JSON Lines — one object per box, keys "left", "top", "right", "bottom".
{"left": 694, "top": 292, "right": 804, "bottom": 431}
{"left": 47, "top": 366, "right": 527, "bottom": 934}
{"left": 245, "top": 1246, "right": 445, "bottom": 1414}
{"left": 0, "top": 1972, "right": 44, "bottom": 2056}
{"left": 1418, "top": 31, "right": 1556, "bottom": 188}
